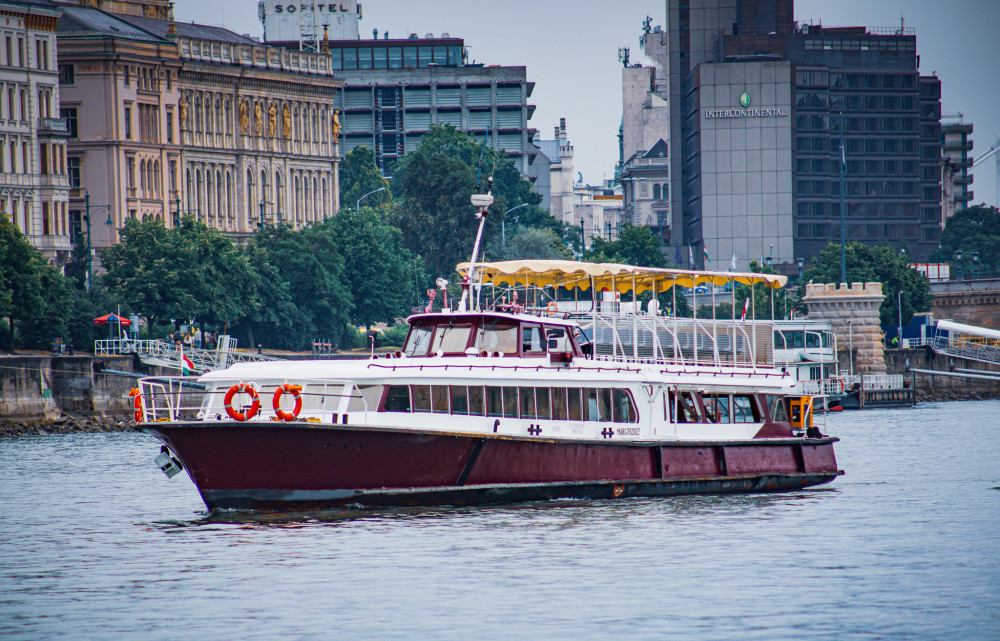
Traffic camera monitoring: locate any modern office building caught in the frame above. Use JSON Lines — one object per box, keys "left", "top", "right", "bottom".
{"left": 644, "top": 0, "right": 945, "bottom": 271}
{"left": 259, "top": 7, "right": 536, "bottom": 178}
{"left": 941, "top": 119, "right": 973, "bottom": 223}
{"left": 55, "top": 0, "right": 341, "bottom": 253}
{"left": 0, "top": 0, "right": 70, "bottom": 264}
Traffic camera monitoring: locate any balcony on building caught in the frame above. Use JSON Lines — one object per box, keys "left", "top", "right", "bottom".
{"left": 38, "top": 117, "right": 69, "bottom": 137}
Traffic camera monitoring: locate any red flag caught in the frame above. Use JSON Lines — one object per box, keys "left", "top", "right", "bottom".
{"left": 740, "top": 298, "right": 750, "bottom": 322}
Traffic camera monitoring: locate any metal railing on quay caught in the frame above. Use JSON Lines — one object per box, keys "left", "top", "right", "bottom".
{"left": 95, "top": 337, "right": 278, "bottom": 371}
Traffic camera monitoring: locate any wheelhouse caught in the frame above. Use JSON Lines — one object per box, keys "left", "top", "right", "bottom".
{"left": 402, "top": 312, "right": 583, "bottom": 358}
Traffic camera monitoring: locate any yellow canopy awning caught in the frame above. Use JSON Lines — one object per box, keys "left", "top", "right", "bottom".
{"left": 456, "top": 259, "right": 787, "bottom": 294}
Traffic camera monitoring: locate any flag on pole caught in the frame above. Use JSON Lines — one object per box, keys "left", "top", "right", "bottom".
{"left": 688, "top": 244, "right": 694, "bottom": 267}
{"left": 703, "top": 247, "right": 711, "bottom": 263}
{"left": 740, "top": 298, "right": 750, "bottom": 322}
{"left": 182, "top": 355, "right": 198, "bottom": 376}
{"left": 675, "top": 245, "right": 682, "bottom": 266}
{"left": 730, "top": 253, "right": 737, "bottom": 272}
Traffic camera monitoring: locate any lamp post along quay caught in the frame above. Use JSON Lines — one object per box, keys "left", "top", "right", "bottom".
{"left": 84, "top": 192, "right": 112, "bottom": 292}
{"left": 501, "top": 203, "right": 529, "bottom": 248}
{"left": 357, "top": 187, "right": 387, "bottom": 210}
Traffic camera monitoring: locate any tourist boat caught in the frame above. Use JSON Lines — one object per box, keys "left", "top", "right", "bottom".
{"left": 138, "top": 193, "right": 840, "bottom": 512}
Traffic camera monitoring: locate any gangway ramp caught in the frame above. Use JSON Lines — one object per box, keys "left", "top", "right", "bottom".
{"left": 95, "top": 336, "right": 281, "bottom": 373}
{"left": 914, "top": 320, "right": 1000, "bottom": 367}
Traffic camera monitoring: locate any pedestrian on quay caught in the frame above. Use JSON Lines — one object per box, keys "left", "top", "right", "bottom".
{"left": 194, "top": 327, "right": 202, "bottom": 350}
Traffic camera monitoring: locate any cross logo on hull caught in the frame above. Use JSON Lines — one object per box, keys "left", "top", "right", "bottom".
{"left": 527, "top": 424, "right": 542, "bottom": 436}
{"left": 601, "top": 428, "right": 614, "bottom": 439}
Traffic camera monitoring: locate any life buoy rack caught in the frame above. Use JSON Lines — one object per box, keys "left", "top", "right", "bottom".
{"left": 129, "top": 387, "right": 143, "bottom": 423}
{"left": 224, "top": 383, "right": 260, "bottom": 421}
{"left": 273, "top": 383, "right": 303, "bottom": 422}
{"left": 546, "top": 302, "right": 558, "bottom": 314}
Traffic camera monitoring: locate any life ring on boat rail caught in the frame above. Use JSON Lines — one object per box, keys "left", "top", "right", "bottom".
{"left": 129, "top": 387, "right": 143, "bottom": 423}
{"left": 272, "top": 383, "right": 303, "bottom": 422}
{"left": 224, "top": 383, "right": 260, "bottom": 421}
{"left": 546, "top": 302, "right": 558, "bottom": 314}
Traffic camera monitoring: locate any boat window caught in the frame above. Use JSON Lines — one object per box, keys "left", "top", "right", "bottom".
{"left": 612, "top": 389, "right": 637, "bottom": 423}
{"left": 546, "top": 327, "right": 572, "bottom": 353}
{"left": 668, "top": 391, "right": 700, "bottom": 423}
{"left": 486, "top": 386, "right": 503, "bottom": 417}
{"left": 806, "top": 332, "right": 820, "bottom": 349}
{"left": 520, "top": 387, "right": 536, "bottom": 418}
{"left": 475, "top": 321, "right": 518, "bottom": 354}
{"left": 585, "top": 388, "right": 611, "bottom": 422}
{"left": 412, "top": 385, "right": 431, "bottom": 412}
{"left": 773, "top": 331, "right": 787, "bottom": 349}
{"left": 450, "top": 386, "right": 468, "bottom": 415}
{"left": 468, "top": 386, "right": 485, "bottom": 416}
{"left": 536, "top": 388, "right": 551, "bottom": 420}
{"left": 733, "top": 395, "right": 760, "bottom": 422}
{"left": 502, "top": 387, "right": 519, "bottom": 418}
{"left": 567, "top": 388, "right": 582, "bottom": 421}
{"left": 383, "top": 385, "right": 411, "bottom": 412}
{"left": 522, "top": 325, "right": 546, "bottom": 354}
{"left": 431, "top": 386, "right": 449, "bottom": 413}
{"left": 791, "top": 332, "right": 805, "bottom": 348}
{"left": 404, "top": 325, "right": 433, "bottom": 357}
{"left": 551, "top": 388, "right": 568, "bottom": 420}
{"left": 768, "top": 395, "right": 789, "bottom": 422}
{"left": 704, "top": 394, "right": 731, "bottom": 423}
{"left": 430, "top": 323, "right": 473, "bottom": 354}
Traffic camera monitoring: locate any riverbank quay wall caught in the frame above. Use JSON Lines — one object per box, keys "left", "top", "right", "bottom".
{"left": 0, "top": 354, "right": 167, "bottom": 422}
{"left": 884, "top": 348, "right": 1000, "bottom": 402}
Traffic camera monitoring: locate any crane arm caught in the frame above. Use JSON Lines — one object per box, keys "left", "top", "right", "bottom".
{"left": 971, "top": 141, "right": 1000, "bottom": 169}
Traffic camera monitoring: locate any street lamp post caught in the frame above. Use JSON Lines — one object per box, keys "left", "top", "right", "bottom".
{"left": 796, "top": 257, "right": 804, "bottom": 279}
{"left": 897, "top": 289, "right": 903, "bottom": 349}
{"left": 84, "top": 192, "right": 92, "bottom": 291}
{"left": 356, "top": 187, "right": 386, "bottom": 210}
{"left": 501, "top": 203, "right": 529, "bottom": 248}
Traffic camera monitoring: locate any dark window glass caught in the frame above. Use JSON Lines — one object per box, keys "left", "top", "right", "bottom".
{"left": 450, "top": 386, "right": 468, "bottom": 415}
{"left": 669, "top": 391, "right": 699, "bottom": 423}
{"left": 384, "top": 385, "right": 411, "bottom": 412}
{"left": 522, "top": 325, "right": 545, "bottom": 354}
{"left": 432, "top": 385, "right": 449, "bottom": 413}
{"left": 358, "top": 48, "right": 372, "bottom": 69}
{"left": 403, "top": 47, "right": 417, "bottom": 68}
{"left": 418, "top": 46, "right": 432, "bottom": 66}
{"left": 388, "top": 47, "right": 402, "bottom": 68}
{"left": 343, "top": 48, "right": 357, "bottom": 70}
{"left": 536, "top": 388, "right": 551, "bottom": 420}
{"left": 567, "top": 388, "right": 582, "bottom": 421}
{"left": 704, "top": 394, "right": 731, "bottom": 423}
{"left": 552, "top": 388, "right": 568, "bottom": 420}
{"left": 448, "top": 46, "right": 462, "bottom": 66}
{"left": 486, "top": 386, "right": 503, "bottom": 417}
{"left": 412, "top": 385, "right": 431, "bottom": 412}
{"left": 433, "top": 46, "right": 447, "bottom": 65}
{"left": 520, "top": 387, "right": 536, "bottom": 419}
{"left": 503, "top": 387, "right": 519, "bottom": 418}
{"left": 612, "top": 389, "right": 637, "bottom": 423}
{"left": 373, "top": 48, "right": 386, "bottom": 68}
{"left": 468, "top": 386, "right": 485, "bottom": 415}
{"left": 733, "top": 395, "right": 759, "bottom": 422}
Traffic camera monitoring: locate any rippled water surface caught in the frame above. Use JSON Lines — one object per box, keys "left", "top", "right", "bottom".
{"left": 2, "top": 401, "right": 998, "bottom": 640}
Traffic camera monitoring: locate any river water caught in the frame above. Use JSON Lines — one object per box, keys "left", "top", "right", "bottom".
{"left": 1, "top": 401, "right": 998, "bottom": 640}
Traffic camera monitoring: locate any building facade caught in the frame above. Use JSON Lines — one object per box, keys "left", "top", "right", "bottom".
{"left": 941, "top": 120, "right": 973, "bottom": 223}
{"left": 56, "top": 0, "right": 341, "bottom": 252}
{"left": 531, "top": 117, "right": 575, "bottom": 223}
{"left": 0, "top": 0, "right": 69, "bottom": 263}
{"left": 655, "top": 0, "right": 944, "bottom": 271}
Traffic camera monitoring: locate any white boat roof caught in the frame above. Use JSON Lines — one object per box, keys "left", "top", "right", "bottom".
{"left": 936, "top": 319, "right": 1000, "bottom": 341}
{"left": 405, "top": 311, "right": 580, "bottom": 328}
{"left": 457, "top": 259, "right": 788, "bottom": 292}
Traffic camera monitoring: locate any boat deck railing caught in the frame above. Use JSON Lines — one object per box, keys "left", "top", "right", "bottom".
{"left": 96, "top": 337, "right": 278, "bottom": 371}
{"left": 587, "top": 313, "right": 774, "bottom": 369}
{"left": 138, "top": 376, "right": 370, "bottom": 423}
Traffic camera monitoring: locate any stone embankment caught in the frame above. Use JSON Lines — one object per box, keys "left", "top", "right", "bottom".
{"left": 0, "top": 413, "right": 135, "bottom": 438}
{"left": 885, "top": 347, "right": 1000, "bottom": 402}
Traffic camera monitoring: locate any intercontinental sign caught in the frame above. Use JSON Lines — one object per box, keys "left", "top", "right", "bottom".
{"left": 704, "top": 92, "right": 787, "bottom": 119}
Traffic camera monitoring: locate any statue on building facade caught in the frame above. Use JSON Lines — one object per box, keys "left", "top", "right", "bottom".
{"left": 254, "top": 101, "right": 263, "bottom": 136}
{"left": 282, "top": 105, "right": 291, "bottom": 138}
{"left": 332, "top": 109, "right": 341, "bottom": 143}
{"left": 178, "top": 95, "right": 188, "bottom": 127}
{"left": 268, "top": 103, "right": 277, "bottom": 137}
{"left": 239, "top": 100, "right": 249, "bottom": 135}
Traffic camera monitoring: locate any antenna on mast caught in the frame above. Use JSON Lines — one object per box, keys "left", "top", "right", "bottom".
{"left": 461, "top": 127, "right": 493, "bottom": 312}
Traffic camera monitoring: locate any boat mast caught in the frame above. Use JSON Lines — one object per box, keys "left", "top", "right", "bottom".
{"left": 460, "top": 128, "right": 493, "bottom": 312}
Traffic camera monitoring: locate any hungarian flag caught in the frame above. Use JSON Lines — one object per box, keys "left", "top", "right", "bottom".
{"left": 740, "top": 298, "right": 751, "bottom": 322}
{"left": 703, "top": 247, "right": 711, "bottom": 263}
{"left": 182, "top": 355, "right": 198, "bottom": 376}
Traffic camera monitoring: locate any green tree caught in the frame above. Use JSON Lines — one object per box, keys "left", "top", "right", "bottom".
{"left": 802, "top": 242, "right": 931, "bottom": 328}
{"left": 231, "top": 236, "right": 300, "bottom": 349}
{"left": 487, "top": 227, "right": 571, "bottom": 261}
{"left": 0, "top": 213, "right": 43, "bottom": 351}
{"left": 100, "top": 216, "right": 257, "bottom": 330}
{"left": 933, "top": 204, "right": 1000, "bottom": 277}
{"left": 584, "top": 223, "right": 668, "bottom": 267}
{"left": 338, "top": 145, "right": 391, "bottom": 210}
{"left": 322, "top": 207, "right": 424, "bottom": 329}
{"left": 390, "top": 125, "right": 544, "bottom": 277}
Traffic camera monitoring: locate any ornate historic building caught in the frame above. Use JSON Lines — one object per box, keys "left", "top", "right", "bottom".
{"left": 0, "top": 0, "right": 69, "bottom": 263}
{"left": 54, "top": 0, "right": 341, "bottom": 252}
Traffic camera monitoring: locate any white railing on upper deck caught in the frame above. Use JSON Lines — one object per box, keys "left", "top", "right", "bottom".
{"left": 138, "top": 377, "right": 369, "bottom": 423}
{"left": 588, "top": 313, "right": 774, "bottom": 368}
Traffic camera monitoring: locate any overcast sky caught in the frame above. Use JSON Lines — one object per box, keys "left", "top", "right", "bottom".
{"left": 172, "top": 0, "right": 1000, "bottom": 208}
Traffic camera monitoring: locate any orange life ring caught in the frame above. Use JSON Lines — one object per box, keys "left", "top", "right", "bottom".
{"left": 272, "top": 383, "right": 303, "bottom": 422}
{"left": 129, "top": 387, "right": 143, "bottom": 423}
{"left": 224, "top": 383, "right": 260, "bottom": 421}
{"left": 546, "top": 302, "right": 558, "bottom": 314}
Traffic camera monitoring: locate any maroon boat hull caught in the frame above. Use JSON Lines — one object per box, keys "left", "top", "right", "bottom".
{"left": 146, "top": 423, "right": 842, "bottom": 511}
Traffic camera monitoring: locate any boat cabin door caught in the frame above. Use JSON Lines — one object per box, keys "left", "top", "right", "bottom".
{"left": 789, "top": 396, "right": 814, "bottom": 434}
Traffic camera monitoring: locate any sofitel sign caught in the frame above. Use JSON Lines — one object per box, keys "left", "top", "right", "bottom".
{"left": 704, "top": 92, "right": 787, "bottom": 119}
